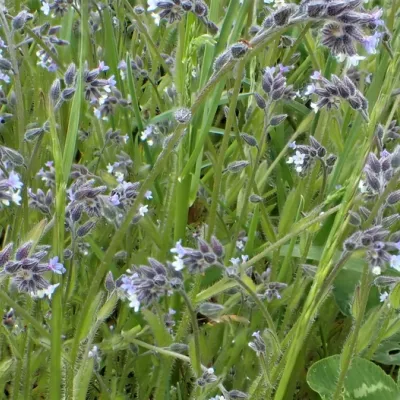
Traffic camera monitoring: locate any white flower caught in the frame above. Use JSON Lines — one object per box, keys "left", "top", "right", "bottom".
{"left": 390, "top": 254, "right": 400, "bottom": 271}
{"left": 145, "top": 190, "right": 153, "bottom": 200}
{"left": 230, "top": 257, "right": 240, "bottom": 266}
{"left": 372, "top": 266, "right": 381, "bottom": 276}
{"left": 115, "top": 171, "right": 124, "bottom": 183}
{"left": 128, "top": 293, "right": 140, "bottom": 311}
{"left": 147, "top": 0, "right": 158, "bottom": 11}
{"left": 304, "top": 84, "right": 316, "bottom": 96}
{"left": 121, "top": 134, "right": 129, "bottom": 144}
{"left": 310, "top": 102, "right": 319, "bottom": 113}
{"left": 287, "top": 151, "right": 306, "bottom": 172}
{"left": 358, "top": 180, "right": 368, "bottom": 193}
{"left": 41, "top": 1, "right": 50, "bottom": 15}
{"left": 336, "top": 54, "right": 366, "bottom": 67}
{"left": 35, "top": 284, "right": 60, "bottom": 299}
{"left": 11, "top": 190, "right": 21, "bottom": 205}
{"left": 106, "top": 163, "right": 114, "bottom": 173}
{"left": 151, "top": 12, "right": 160, "bottom": 26}
{"left": 141, "top": 126, "right": 155, "bottom": 146}
{"left": 380, "top": 291, "right": 389, "bottom": 303}
{"left": 139, "top": 205, "right": 149, "bottom": 216}
{"left": 172, "top": 255, "right": 185, "bottom": 271}
{"left": 236, "top": 240, "right": 245, "bottom": 251}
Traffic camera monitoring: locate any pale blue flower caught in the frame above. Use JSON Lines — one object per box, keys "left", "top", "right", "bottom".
{"left": 48, "top": 256, "right": 66, "bottom": 275}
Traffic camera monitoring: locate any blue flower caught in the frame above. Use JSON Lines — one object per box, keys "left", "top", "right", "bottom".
{"left": 48, "top": 256, "right": 66, "bottom": 275}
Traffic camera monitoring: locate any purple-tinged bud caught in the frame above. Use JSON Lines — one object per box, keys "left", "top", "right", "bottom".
{"left": 387, "top": 190, "right": 400, "bottom": 205}
{"left": 197, "top": 238, "right": 210, "bottom": 254}
{"left": 273, "top": 6, "right": 293, "bottom": 26}
{"left": 326, "top": 1, "right": 348, "bottom": 17}
{"left": 61, "top": 88, "right": 76, "bottom": 101}
{"left": 76, "top": 220, "right": 97, "bottom": 237}
{"left": 348, "top": 211, "right": 361, "bottom": 226}
{"left": 0, "top": 243, "right": 13, "bottom": 267}
{"left": 64, "top": 63, "right": 77, "bottom": 86}
{"left": 105, "top": 271, "right": 116, "bottom": 292}
{"left": 254, "top": 93, "right": 267, "bottom": 109}
{"left": 194, "top": 1, "right": 208, "bottom": 17}
{"left": 307, "top": 1, "right": 326, "bottom": 18}
{"left": 211, "top": 236, "right": 224, "bottom": 258}
{"left": 181, "top": 1, "right": 193, "bottom": 11}
{"left": 4, "top": 261, "right": 21, "bottom": 274}
{"left": 326, "top": 154, "right": 337, "bottom": 167}
{"left": 206, "top": 20, "right": 219, "bottom": 35}
{"left": 365, "top": 169, "right": 381, "bottom": 192}
{"left": 270, "top": 114, "right": 287, "bottom": 126}
{"left": 226, "top": 160, "right": 250, "bottom": 173}
{"left": 391, "top": 147, "right": 400, "bottom": 169}
{"left": 240, "top": 133, "right": 258, "bottom": 147}
{"left": 213, "top": 50, "right": 231, "bottom": 73}
{"left": 0, "top": 58, "right": 12, "bottom": 72}
{"left": 15, "top": 241, "right": 33, "bottom": 261}
{"left": 50, "top": 79, "right": 61, "bottom": 103}
{"left": 230, "top": 42, "right": 249, "bottom": 59}
{"left": 228, "top": 390, "right": 248, "bottom": 399}
{"left": 367, "top": 153, "right": 381, "bottom": 174}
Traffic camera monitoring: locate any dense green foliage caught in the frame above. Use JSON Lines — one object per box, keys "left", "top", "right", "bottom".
{"left": 0, "top": 0, "right": 399, "bottom": 399}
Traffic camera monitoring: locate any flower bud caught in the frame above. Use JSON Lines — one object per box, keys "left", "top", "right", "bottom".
{"left": 50, "top": 79, "right": 61, "bottom": 103}
{"left": 270, "top": 114, "right": 287, "bottom": 126}
{"left": 198, "top": 302, "right": 224, "bottom": 317}
{"left": 230, "top": 42, "right": 249, "bottom": 59}
{"left": 226, "top": 160, "right": 250, "bottom": 173}
{"left": 174, "top": 108, "right": 192, "bottom": 124}
{"left": 240, "top": 133, "right": 258, "bottom": 147}
{"left": 254, "top": 93, "right": 266, "bottom": 109}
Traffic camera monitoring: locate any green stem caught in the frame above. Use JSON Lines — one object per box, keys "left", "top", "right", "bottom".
{"left": 207, "top": 60, "right": 247, "bottom": 240}
{"left": 232, "top": 275, "right": 277, "bottom": 337}
{"left": 333, "top": 265, "right": 372, "bottom": 400}
{"left": 180, "top": 290, "right": 201, "bottom": 377}
{"left": 226, "top": 104, "right": 272, "bottom": 261}
{"left": 0, "top": 290, "right": 50, "bottom": 339}
{"left": 241, "top": 204, "right": 341, "bottom": 270}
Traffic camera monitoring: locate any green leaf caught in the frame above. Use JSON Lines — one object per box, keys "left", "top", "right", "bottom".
{"left": 307, "top": 355, "right": 399, "bottom": 399}
{"left": 373, "top": 332, "right": 400, "bottom": 366}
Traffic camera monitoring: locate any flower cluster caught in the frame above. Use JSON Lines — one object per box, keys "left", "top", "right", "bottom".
{"left": 300, "top": 0, "right": 386, "bottom": 59}
{"left": 147, "top": 0, "right": 218, "bottom": 32}
{"left": 170, "top": 236, "right": 224, "bottom": 273}
{"left": 307, "top": 72, "right": 369, "bottom": 120}
{"left": 287, "top": 136, "right": 337, "bottom": 176}
{"left": 118, "top": 258, "right": 183, "bottom": 310}
{"left": 0, "top": 241, "right": 64, "bottom": 295}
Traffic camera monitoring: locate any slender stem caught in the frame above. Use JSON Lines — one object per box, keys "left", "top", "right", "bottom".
{"left": 332, "top": 265, "right": 372, "bottom": 400}
{"left": 232, "top": 275, "right": 277, "bottom": 337}
{"left": 0, "top": 290, "right": 50, "bottom": 339}
{"left": 226, "top": 104, "right": 272, "bottom": 260}
{"left": 241, "top": 204, "right": 341, "bottom": 270}
{"left": 207, "top": 60, "right": 247, "bottom": 240}
{"left": 180, "top": 290, "right": 201, "bottom": 377}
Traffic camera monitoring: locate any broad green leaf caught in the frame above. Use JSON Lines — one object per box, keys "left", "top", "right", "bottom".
{"left": 307, "top": 355, "right": 399, "bottom": 399}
